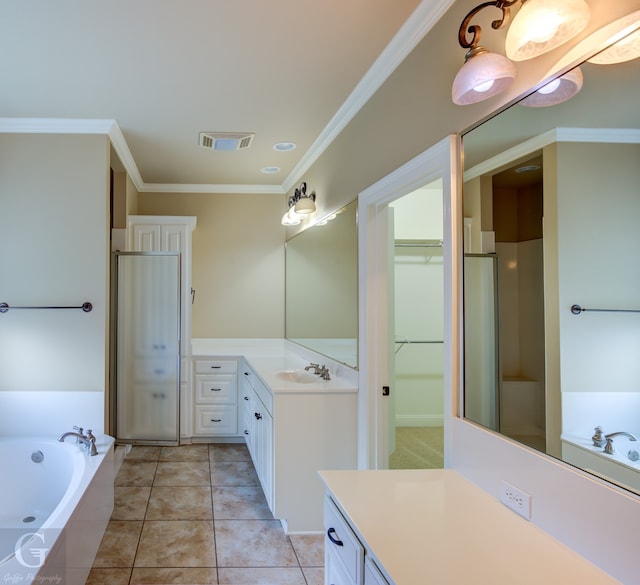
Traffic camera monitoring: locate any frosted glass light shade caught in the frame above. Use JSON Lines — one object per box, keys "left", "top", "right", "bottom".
{"left": 281, "top": 208, "right": 302, "bottom": 225}
{"left": 294, "top": 196, "right": 316, "bottom": 214}
{"left": 452, "top": 51, "right": 516, "bottom": 105}
{"left": 520, "top": 66, "right": 583, "bottom": 107}
{"left": 505, "top": 0, "right": 591, "bottom": 61}
{"left": 588, "top": 12, "right": 640, "bottom": 65}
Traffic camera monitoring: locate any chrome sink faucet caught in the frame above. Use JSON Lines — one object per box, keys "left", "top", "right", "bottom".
{"left": 603, "top": 431, "right": 638, "bottom": 455}
{"left": 305, "top": 362, "right": 331, "bottom": 380}
{"left": 305, "top": 363, "right": 322, "bottom": 374}
{"left": 58, "top": 426, "right": 98, "bottom": 456}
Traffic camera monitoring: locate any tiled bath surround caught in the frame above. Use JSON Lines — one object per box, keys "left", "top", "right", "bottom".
{"left": 87, "top": 443, "right": 323, "bottom": 585}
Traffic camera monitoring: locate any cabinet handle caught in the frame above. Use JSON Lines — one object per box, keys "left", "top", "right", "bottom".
{"left": 210, "top": 365, "right": 222, "bottom": 369}
{"left": 255, "top": 412, "right": 262, "bottom": 420}
{"left": 244, "top": 372, "right": 249, "bottom": 376}
{"left": 327, "top": 527, "right": 343, "bottom": 547}
{"left": 210, "top": 388, "right": 222, "bottom": 392}
{"left": 243, "top": 396, "right": 249, "bottom": 401}
{"left": 210, "top": 418, "right": 222, "bottom": 422}
{"left": 244, "top": 430, "right": 249, "bottom": 435}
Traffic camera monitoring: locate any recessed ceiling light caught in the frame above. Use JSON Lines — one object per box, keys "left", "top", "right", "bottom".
{"left": 514, "top": 165, "right": 541, "bottom": 173}
{"left": 261, "top": 166, "right": 281, "bottom": 174}
{"left": 273, "top": 141, "right": 296, "bottom": 152}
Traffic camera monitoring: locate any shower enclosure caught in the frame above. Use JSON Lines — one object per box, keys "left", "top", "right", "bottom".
{"left": 112, "top": 252, "right": 181, "bottom": 443}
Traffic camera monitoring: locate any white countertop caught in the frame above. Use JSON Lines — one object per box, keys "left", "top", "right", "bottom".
{"left": 320, "top": 469, "right": 620, "bottom": 585}
{"left": 191, "top": 338, "right": 358, "bottom": 394}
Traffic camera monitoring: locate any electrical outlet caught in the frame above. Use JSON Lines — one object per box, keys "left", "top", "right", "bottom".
{"left": 500, "top": 481, "right": 531, "bottom": 520}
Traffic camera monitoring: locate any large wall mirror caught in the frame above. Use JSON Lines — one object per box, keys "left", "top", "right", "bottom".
{"left": 462, "top": 28, "right": 640, "bottom": 495}
{"left": 285, "top": 200, "right": 358, "bottom": 368}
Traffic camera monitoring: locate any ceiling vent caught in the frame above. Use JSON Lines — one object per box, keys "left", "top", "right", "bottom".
{"left": 199, "top": 132, "right": 255, "bottom": 151}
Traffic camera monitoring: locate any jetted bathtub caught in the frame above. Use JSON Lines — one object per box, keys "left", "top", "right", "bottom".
{"left": 0, "top": 435, "right": 114, "bottom": 585}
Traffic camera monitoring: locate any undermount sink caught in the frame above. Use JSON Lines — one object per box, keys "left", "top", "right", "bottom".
{"left": 276, "top": 369, "right": 318, "bottom": 384}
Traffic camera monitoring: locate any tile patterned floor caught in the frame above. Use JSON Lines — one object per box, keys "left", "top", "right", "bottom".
{"left": 87, "top": 444, "right": 324, "bottom": 585}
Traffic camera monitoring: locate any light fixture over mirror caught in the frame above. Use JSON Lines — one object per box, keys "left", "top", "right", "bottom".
{"left": 452, "top": 0, "right": 593, "bottom": 106}
{"left": 505, "top": 0, "right": 591, "bottom": 61}
{"left": 281, "top": 181, "right": 317, "bottom": 225}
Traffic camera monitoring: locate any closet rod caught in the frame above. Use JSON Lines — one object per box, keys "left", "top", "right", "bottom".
{"left": 0, "top": 301, "right": 93, "bottom": 314}
{"left": 571, "top": 304, "right": 640, "bottom": 315}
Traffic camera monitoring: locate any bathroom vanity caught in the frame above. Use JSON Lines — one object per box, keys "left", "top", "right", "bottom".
{"left": 320, "top": 469, "right": 620, "bottom": 584}
{"left": 189, "top": 339, "right": 358, "bottom": 533}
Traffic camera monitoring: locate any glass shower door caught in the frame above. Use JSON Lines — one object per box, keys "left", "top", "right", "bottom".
{"left": 114, "top": 252, "right": 181, "bottom": 443}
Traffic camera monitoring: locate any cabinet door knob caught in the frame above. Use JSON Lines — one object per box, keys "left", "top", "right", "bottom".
{"left": 327, "top": 527, "right": 343, "bottom": 547}
{"left": 255, "top": 412, "right": 262, "bottom": 420}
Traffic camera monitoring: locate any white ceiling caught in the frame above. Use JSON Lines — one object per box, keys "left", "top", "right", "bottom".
{"left": 0, "top": 0, "right": 455, "bottom": 194}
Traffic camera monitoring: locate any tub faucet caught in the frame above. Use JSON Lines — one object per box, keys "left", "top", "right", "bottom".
{"left": 318, "top": 365, "right": 331, "bottom": 380}
{"left": 603, "top": 431, "right": 638, "bottom": 455}
{"left": 305, "top": 363, "right": 322, "bottom": 374}
{"left": 58, "top": 428, "right": 98, "bottom": 456}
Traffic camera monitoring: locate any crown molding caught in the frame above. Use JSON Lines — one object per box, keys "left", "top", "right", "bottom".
{"left": 282, "top": 0, "right": 455, "bottom": 193}
{"left": 0, "top": 0, "right": 455, "bottom": 196}
{"left": 140, "top": 183, "right": 285, "bottom": 195}
{"left": 464, "top": 127, "right": 640, "bottom": 182}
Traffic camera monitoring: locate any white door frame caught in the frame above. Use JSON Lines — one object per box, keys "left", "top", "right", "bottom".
{"left": 357, "top": 135, "right": 461, "bottom": 469}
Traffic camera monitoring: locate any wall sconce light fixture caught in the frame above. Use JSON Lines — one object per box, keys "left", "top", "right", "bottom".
{"left": 452, "top": 1, "right": 517, "bottom": 105}
{"left": 291, "top": 182, "right": 316, "bottom": 214}
{"left": 281, "top": 182, "right": 317, "bottom": 225}
{"left": 452, "top": 0, "right": 591, "bottom": 106}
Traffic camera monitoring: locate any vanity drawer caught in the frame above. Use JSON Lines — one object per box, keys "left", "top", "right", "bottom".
{"left": 324, "top": 495, "right": 364, "bottom": 584}
{"left": 194, "top": 405, "right": 237, "bottom": 434}
{"left": 194, "top": 359, "right": 237, "bottom": 375}
{"left": 195, "top": 374, "right": 237, "bottom": 404}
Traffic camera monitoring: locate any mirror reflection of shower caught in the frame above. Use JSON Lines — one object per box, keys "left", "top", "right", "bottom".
{"left": 388, "top": 181, "right": 444, "bottom": 469}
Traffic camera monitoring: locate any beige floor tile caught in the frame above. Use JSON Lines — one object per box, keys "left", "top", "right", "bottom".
{"left": 209, "top": 443, "right": 252, "bottom": 462}
{"left": 134, "top": 520, "right": 216, "bottom": 567}
{"left": 115, "top": 460, "right": 158, "bottom": 487}
{"left": 160, "top": 444, "right": 210, "bottom": 461}
{"left": 212, "top": 486, "right": 272, "bottom": 520}
{"left": 290, "top": 533, "right": 324, "bottom": 567}
{"left": 126, "top": 445, "right": 162, "bottom": 461}
{"left": 302, "top": 566, "right": 324, "bottom": 585}
{"left": 210, "top": 461, "right": 260, "bottom": 487}
{"left": 215, "top": 520, "right": 298, "bottom": 567}
{"left": 147, "top": 486, "right": 213, "bottom": 520}
{"left": 154, "top": 461, "right": 211, "bottom": 486}
{"left": 85, "top": 567, "right": 131, "bottom": 585}
{"left": 130, "top": 566, "right": 218, "bottom": 584}
{"left": 92, "top": 520, "right": 143, "bottom": 567}
{"left": 112, "top": 486, "right": 151, "bottom": 520}
{"left": 217, "top": 567, "right": 306, "bottom": 584}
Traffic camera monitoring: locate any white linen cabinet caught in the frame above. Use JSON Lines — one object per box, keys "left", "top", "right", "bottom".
{"left": 127, "top": 215, "right": 197, "bottom": 438}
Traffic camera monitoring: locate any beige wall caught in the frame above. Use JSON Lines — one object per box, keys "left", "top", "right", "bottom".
{"left": 137, "top": 192, "right": 285, "bottom": 338}
{"left": 0, "top": 133, "right": 110, "bottom": 396}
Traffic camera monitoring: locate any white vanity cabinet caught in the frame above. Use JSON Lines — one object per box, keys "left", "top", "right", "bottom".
{"left": 324, "top": 495, "right": 390, "bottom": 585}
{"left": 192, "top": 358, "right": 239, "bottom": 436}
{"left": 241, "top": 366, "right": 274, "bottom": 509}
{"left": 241, "top": 362, "right": 357, "bottom": 533}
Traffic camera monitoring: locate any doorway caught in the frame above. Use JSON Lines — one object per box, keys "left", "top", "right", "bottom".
{"left": 357, "top": 136, "right": 459, "bottom": 470}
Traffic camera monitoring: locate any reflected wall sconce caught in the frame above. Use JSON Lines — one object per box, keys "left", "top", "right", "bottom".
{"left": 520, "top": 65, "right": 583, "bottom": 106}
{"left": 281, "top": 182, "right": 317, "bottom": 226}
{"left": 452, "top": 0, "right": 591, "bottom": 106}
